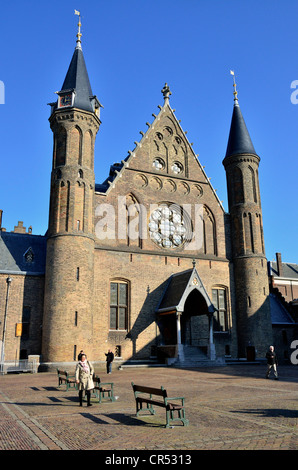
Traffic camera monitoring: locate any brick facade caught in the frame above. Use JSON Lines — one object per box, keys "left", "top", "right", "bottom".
{"left": 0, "top": 41, "right": 282, "bottom": 368}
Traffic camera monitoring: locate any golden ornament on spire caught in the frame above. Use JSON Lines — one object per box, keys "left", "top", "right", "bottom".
{"left": 75, "top": 10, "right": 82, "bottom": 47}
{"left": 230, "top": 70, "right": 238, "bottom": 102}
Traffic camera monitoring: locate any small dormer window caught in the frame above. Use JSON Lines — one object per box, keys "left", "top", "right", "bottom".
{"left": 24, "top": 247, "right": 34, "bottom": 263}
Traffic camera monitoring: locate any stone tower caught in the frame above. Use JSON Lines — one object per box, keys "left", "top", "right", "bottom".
{"left": 42, "top": 18, "right": 102, "bottom": 362}
{"left": 223, "top": 80, "right": 272, "bottom": 358}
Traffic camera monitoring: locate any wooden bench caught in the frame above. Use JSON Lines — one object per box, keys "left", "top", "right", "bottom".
{"left": 131, "top": 382, "right": 189, "bottom": 428}
{"left": 92, "top": 376, "right": 115, "bottom": 403}
{"left": 57, "top": 369, "right": 77, "bottom": 391}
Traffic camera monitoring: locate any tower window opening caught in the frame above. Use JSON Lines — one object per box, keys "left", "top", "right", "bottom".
{"left": 76, "top": 267, "right": 80, "bottom": 281}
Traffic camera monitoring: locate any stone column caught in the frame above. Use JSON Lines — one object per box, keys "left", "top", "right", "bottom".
{"left": 176, "top": 311, "right": 184, "bottom": 362}
{"left": 208, "top": 312, "right": 216, "bottom": 360}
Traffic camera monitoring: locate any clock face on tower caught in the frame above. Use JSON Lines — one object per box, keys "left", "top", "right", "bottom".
{"left": 59, "top": 93, "right": 73, "bottom": 108}
{"left": 148, "top": 203, "right": 191, "bottom": 249}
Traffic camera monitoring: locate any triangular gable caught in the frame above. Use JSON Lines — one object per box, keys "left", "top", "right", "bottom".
{"left": 95, "top": 86, "right": 224, "bottom": 211}
{"left": 157, "top": 266, "right": 215, "bottom": 315}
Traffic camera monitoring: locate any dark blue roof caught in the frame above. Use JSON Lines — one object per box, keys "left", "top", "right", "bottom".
{"left": 225, "top": 103, "right": 257, "bottom": 158}
{"left": 0, "top": 232, "right": 47, "bottom": 275}
{"left": 269, "top": 294, "right": 295, "bottom": 324}
{"left": 60, "top": 46, "right": 94, "bottom": 112}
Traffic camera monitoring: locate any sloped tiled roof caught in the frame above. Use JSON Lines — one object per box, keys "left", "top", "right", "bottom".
{"left": 269, "top": 294, "right": 295, "bottom": 324}
{"left": 0, "top": 231, "right": 46, "bottom": 275}
{"left": 157, "top": 269, "right": 193, "bottom": 312}
{"left": 269, "top": 261, "right": 298, "bottom": 280}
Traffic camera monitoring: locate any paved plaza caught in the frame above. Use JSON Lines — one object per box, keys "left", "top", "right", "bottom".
{"left": 0, "top": 363, "right": 297, "bottom": 455}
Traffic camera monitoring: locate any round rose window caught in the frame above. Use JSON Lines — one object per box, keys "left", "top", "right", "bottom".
{"left": 148, "top": 203, "right": 191, "bottom": 249}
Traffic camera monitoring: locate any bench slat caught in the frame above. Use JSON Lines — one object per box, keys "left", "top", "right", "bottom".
{"left": 132, "top": 384, "right": 166, "bottom": 397}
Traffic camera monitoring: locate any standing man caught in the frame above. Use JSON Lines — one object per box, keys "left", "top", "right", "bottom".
{"left": 105, "top": 349, "right": 114, "bottom": 374}
{"left": 266, "top": 345, "right": 278, "bottom": 380}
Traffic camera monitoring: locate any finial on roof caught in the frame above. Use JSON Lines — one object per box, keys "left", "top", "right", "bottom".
{"left": 75, "top": 10, "right": 82, "bottom": 49}
{"left": 161, "top": 83, "right": 172, "bottom": 103}
{"left": 230, "top": 70, "right": 238, "bottom": 105}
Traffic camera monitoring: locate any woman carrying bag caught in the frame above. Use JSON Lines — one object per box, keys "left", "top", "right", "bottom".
{"left": 75, "top": 353, "right": 94, "bottom": 406}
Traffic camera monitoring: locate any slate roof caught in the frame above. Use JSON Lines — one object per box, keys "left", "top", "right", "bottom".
{"left": 157, "top": 269, "right": 193, "bottom": 312}
{"left": 0, "top": 231, "right": 47, "bottom": 275}
{"left": 225, "top": 102, "right": 257, "bottom": 158}
{"left": 95, "top": 162, "right": 126, "bottom": 193}
{"left": 268, "top": 261, "right": 298, "bottom": 280}
{"left": 60, "top": 45, "right": 94, "bottom": 113}
{"left": 269, "top": 294, "right": 295, "bottom": 324}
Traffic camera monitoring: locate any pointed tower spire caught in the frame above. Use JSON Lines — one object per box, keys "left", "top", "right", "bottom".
{"left": 50, "top": 11, "right": 102, "bottom": 115}
{"left": 222, "top": 73, "right": 273, "bottom": 359}
{"left": 43, "top": 15, "right": 102, "bottom": 363}
{"left": 225, "top": 72, "right": 256, "bottom": 158}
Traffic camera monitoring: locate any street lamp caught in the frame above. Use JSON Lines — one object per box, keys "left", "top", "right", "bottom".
{"left": 1, "top": 277, "right": 12, "bottom": 375}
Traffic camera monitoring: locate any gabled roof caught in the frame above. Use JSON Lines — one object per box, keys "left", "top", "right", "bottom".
{"left": 268, "top": 261, "right": 298, "bottom": 280}
{"left": 0, "top": 231, "right": 46, "bottom": 275}
{"left": 269, "top": 294, "right": 295, "bottom": 324}
{"left": 95, "top": 85, "right": 224, "bottom": 211}
{"left": 156, "top": 266, "right": 214, "bottom": 314}
{"left": 225, "top": 100, "right": 257, "bottom": 158}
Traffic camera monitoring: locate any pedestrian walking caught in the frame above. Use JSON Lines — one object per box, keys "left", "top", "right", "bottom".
{"left": 75, "top": 353, "right": 94, "bottom": 406}
{"left": 105, "top": 349, "right": 114, "bottom": 374}
{"left": 265, "top": 345, "right": 278, "bottom": 380}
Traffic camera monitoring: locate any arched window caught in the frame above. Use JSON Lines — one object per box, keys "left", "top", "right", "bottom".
{"left": 248, "top": 166, "right": 257, "bottom": 203}
{"left": 110, "top": 280, "right": 129, "bottom": 330}
{"left": 125, "top": 194, "right": 143, "bottom": 248}
{"left": 212, "top": 287, "right": 228, "bottom": 331}
{"left": 84, "top": 130, "right": 93, "bottom": 168}
{"left": 55, "top": 127, "right": 67, "bottom": 167}
{"left": 233, "top": 167, "right": 244, "bottom": 204}
{"left": 203, "top": 205, "right": 217, "bottom": 255}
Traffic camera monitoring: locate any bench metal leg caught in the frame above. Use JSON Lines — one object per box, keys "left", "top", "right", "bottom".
{"left": 165, "top": 409, "right": 189, "bottom": 428}
{"left": 136, "top": 402, "right": 155, "bottom": 416}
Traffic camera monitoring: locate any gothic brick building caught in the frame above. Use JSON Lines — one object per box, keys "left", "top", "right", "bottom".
{"left": 1, "top": 24, "right": 292, "bottom": 369}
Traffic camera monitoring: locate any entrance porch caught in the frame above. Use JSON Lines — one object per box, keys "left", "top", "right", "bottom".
{"left": 156, "top": 265, "right": 223, "bottom": 366}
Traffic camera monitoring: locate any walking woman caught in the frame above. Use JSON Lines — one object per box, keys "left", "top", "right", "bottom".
{"left": 75, "top": 353, "right": 94, "bottom": 406}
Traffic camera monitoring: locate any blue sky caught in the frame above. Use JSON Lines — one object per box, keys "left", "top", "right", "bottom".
{"left": 0, "top": 0, "right": 297, "bottom": 263}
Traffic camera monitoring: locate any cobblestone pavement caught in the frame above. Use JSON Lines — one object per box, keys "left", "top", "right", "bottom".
{"left": 0, "top": 364, "right": 297, "bottom": 454}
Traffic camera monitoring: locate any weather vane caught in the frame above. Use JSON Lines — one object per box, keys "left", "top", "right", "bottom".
{"left": 230, "top": 70, "right": 238, "bottom": 102}
{"left": 75, "top": 10, "right": 82, "bottom": 48}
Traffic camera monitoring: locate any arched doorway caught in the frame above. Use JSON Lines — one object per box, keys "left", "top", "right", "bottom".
{"left": 181, "top": 289, "right": 209, "bottom": 345}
